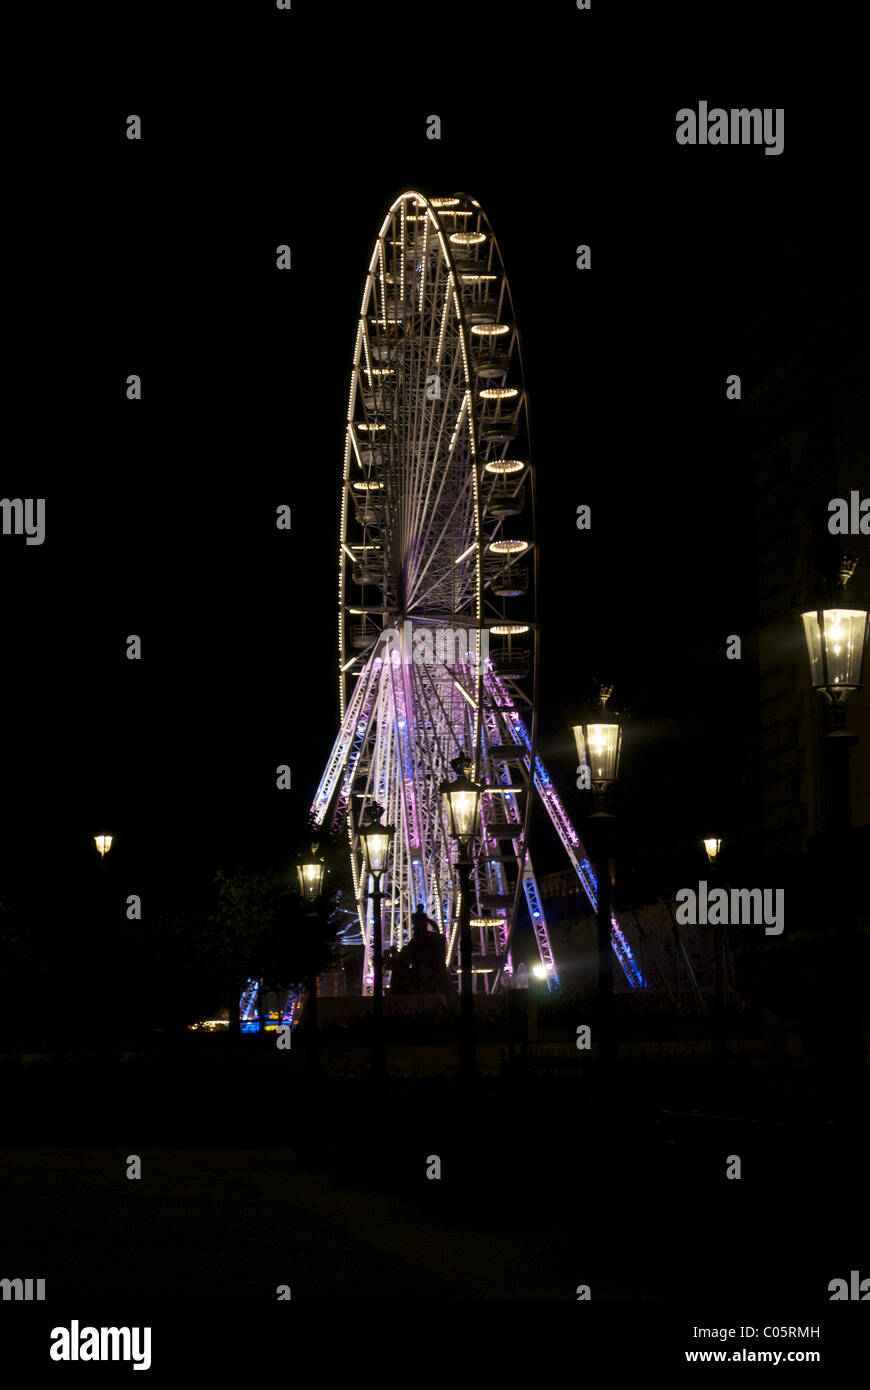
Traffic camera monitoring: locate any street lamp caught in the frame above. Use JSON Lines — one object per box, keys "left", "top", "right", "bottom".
{"left": 94, "top": 833, "right": 113, "bottom": 861}
{"left": 296, "top": 847, "right": 325, "bottom": 902}
{"left": 572, "top": 685, "right": 623, "bottom": 811}
{"left": 572, "top": 686, "right": 623, "bottom": 1067}
{"left": 800, "top": 556, "right": 869, "bottom": 835}
{"left": 439, "top": 753, "right": 482, "bottom": 1081}
{"left": 439, "top": 754, "right": 483, "bottom": 846}
{"left": 702, "top": 836, "right": 722, "bottom": 866}
{"left": 358, "top": 802, "right": 395, "bottom": 1080}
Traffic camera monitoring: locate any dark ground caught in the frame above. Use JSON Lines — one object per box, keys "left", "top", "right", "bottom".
{"left": 2, "top": 1045, "right": 867, "bottom": 1303}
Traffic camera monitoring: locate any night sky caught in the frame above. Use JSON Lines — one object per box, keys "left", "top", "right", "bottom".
{"left": 4, "top": 6, "right": 867, "bottom": 920}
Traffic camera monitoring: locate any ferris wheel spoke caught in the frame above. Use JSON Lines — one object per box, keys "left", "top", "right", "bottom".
{"left": 406, "top": 383, "right": 472, "bottom": 591}
{"left": 406, "top": 386, "right": 466, "bottom": 594}
{"left": 406, "top": 458, "right": 476, "bottom": 613}
{"left": 404, "top": 348, "right": 468, "bottom": 602}
{"left": 407, "top": 249, "right": 447, "bottom": 509}
{"left": 402, "top": 225, "right": 442, "bottom": 530}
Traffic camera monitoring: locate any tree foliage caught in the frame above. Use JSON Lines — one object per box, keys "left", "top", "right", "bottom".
{"left": 204, "top": 868, "right": 341, "bottom": 1017}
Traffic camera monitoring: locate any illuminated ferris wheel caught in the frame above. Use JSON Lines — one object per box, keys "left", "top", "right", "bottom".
{"left": 311, "top": 191, "right": 644, "bottom": 995}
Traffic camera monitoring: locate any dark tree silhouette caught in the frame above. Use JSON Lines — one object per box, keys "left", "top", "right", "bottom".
{"left": 205, "top": 868, "right": 340, "bottom": 1040}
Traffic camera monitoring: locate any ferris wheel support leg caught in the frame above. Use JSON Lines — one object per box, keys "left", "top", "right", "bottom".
{"left": 238, "top": 978, "right": 259, "bottom": 1033}
{"left": 520, "top": 855, "right": 560, "bottom": 993}
{"left": 310, "top": 651, "right": 382, "bottom": 828}
{"left": 586, "top": 813, "right": 617, "bottom": 1067}
{"left": 483, "top": 671, "right": 645, "bottom": 988}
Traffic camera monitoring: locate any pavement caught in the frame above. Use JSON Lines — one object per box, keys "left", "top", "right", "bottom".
{"left": 0, "top": 1146, "right": 578, "bottom": 1300}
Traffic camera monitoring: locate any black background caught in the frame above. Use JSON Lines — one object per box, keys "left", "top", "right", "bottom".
{"left": 1, "top": 0, "right": 868, "bottom": 1346}
{"left": 7, "top": 5, "right": 866, "bottom": 912}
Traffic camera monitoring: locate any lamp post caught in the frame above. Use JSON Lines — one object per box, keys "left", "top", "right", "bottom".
{"left": 800, "top": 557, "right": 868, "bottom": 1084}
{"left": 293, "top": 845, "right": 326, "bottom": 1048}
{"left": 799, "top": 556, "right": 869, "bottom": 836}
{"left": 439, "top": 754, "right": 483, "bottom": 1082}
{"left": 573, "top": 687, "right": 623, "bottom": 1069}
{"left": 703, "top": 834, "right": 725, "bottom": 1069}
{"left": 92, "top": 833, "right": 114, "bottom": 1050}
{"left": 358, "top": 804, "right": 394, "bottom": 1081}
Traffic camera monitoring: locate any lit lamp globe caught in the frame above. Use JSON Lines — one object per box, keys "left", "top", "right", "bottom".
{"left": 439, "top": 754, "right": 482, "bottom": 847}
{"left": 800, "top": 558, "right": 869, "bottom": 720}
{"left": 572, "top": 686, "right": 623, "bottom": 793}
{"left": 94, "top": 833, "right": 113, "bottom": 859}
{"left": 703, "top": 837, "right": 722, "bottom": 866}
{"left": 358, "top": 804, "right": 395, "bottom": 880}
{"left": 296, "top": 851, "right": 325, "bottom": 902}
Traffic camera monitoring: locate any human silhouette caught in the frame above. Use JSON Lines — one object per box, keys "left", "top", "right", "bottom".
{"left": 387, "top": 903, "right": 453, "bottom": 994}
